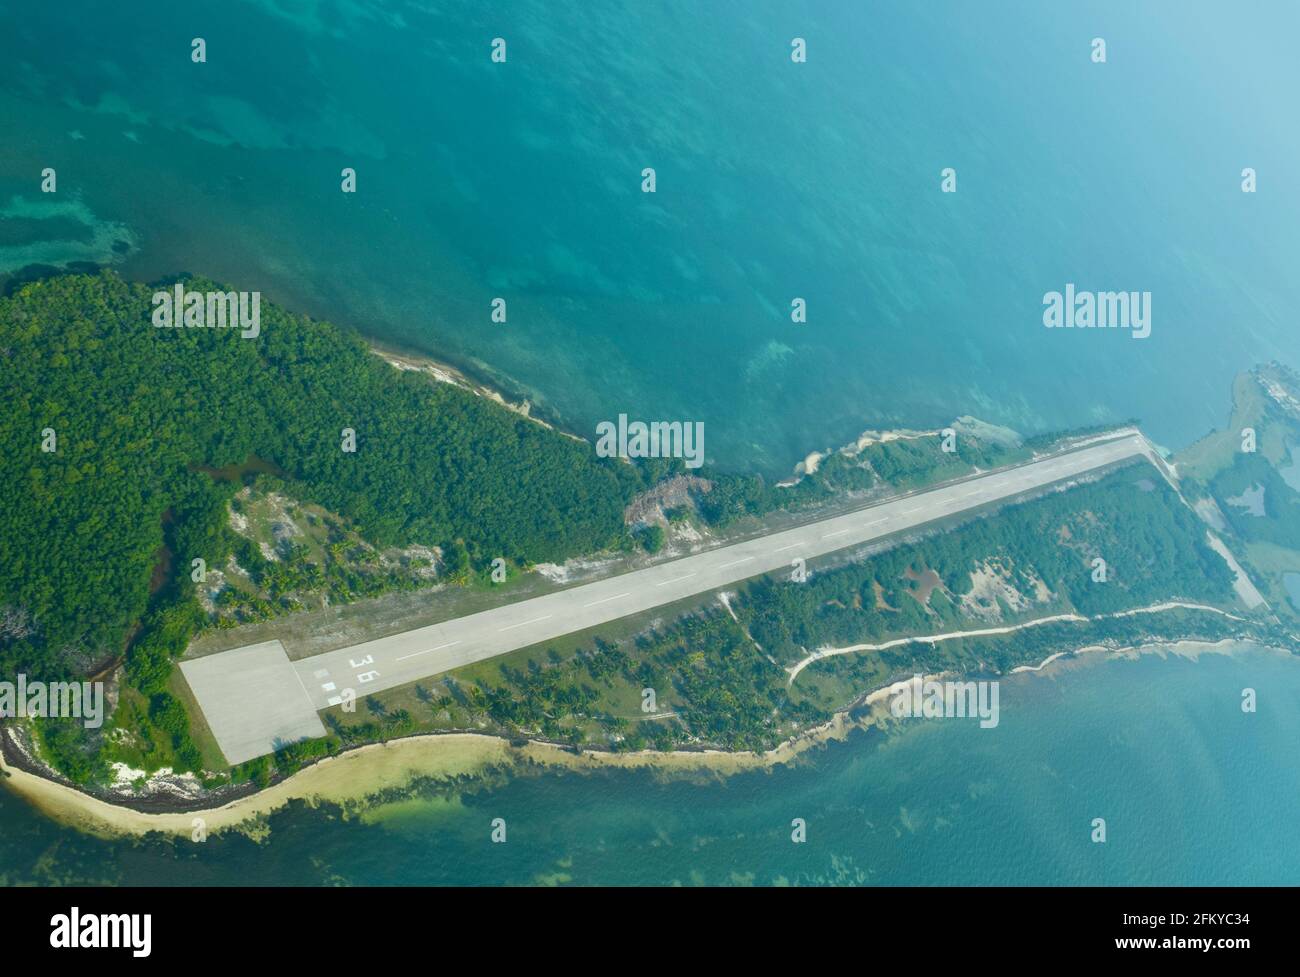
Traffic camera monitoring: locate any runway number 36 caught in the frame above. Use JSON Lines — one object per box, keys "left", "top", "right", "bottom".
{"left": 351, "top": 655, "right": 380, "bottom": 684}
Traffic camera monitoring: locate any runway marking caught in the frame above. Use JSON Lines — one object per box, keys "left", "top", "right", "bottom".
{"left": 584, "top": 592, "right": 630, "bottom": 608}
{"left": 396, "top": 640, "right": 462, "bottom": 662}
{"left": 288, "top": 662, "right": 323, "bottom": 717}
{"left": 901, "top": 506, "right": 924, "bottom": 515}
{"left": 719, "top": 557, "right": 754, "bottom": 570}
{"left": 655, "top": 573, "right": 697, "bottom": 587}
{"left": 191, "top": 441, "right": 1154, "bottom": 760}
{"left": 498, "top": 616, "right": 552, "bottom": 632}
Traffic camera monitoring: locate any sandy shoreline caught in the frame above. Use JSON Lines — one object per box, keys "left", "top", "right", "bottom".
{"left": 0, "top": 715, "right": 862, "bottom": 840}
{"left": 786, "top": 601, "right": 1247, "bottom": 683}
{"left": 3, "top": 635, "right": 1288, "bottom": 840}
{"left": 369, "top": 342, "right": 582, "bottom": 440}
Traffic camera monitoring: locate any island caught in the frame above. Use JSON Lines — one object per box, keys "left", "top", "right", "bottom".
{"left": 2, "top": 270, "right": 1296, "bottom": 834}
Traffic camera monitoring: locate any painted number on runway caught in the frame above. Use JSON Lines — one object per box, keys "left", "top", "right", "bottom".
{"left": 350, "top": 654, "right": 379, "bottom": 684}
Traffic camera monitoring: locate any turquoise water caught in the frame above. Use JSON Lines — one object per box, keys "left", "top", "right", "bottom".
{"left": 5, "top": 2, "right": 1300, "bottom": 885}
{"left": 4, "top": 647, "right": 1300, "bottom": 885}
{"left": 1283, "top": 573, "right": 1300, "bottom": 613}
{"left": 4, "top": 1, "right": 1300, "bottom": 472}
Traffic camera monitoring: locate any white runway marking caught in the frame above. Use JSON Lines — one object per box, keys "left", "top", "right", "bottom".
{"left": 186, "top": 434, "right": 1153, "bottom": 762}
{"left": 719, "top": 557, "right": 754, "bottom": 570}
{"left": 396, "top": 640, "right": 462, "bottom": 662}
{"left": 498, "top": 616, "right": 552, "bottom": 632}
{"left": 655, "top": 573, "right": 697, "bottom": 587}
{"left": 583, "top": 592, "right": 630, "bottom": 608}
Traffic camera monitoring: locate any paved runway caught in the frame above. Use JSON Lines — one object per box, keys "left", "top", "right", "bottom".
{"left": 182, "top": 431, "right": 1152, "bottom": 763}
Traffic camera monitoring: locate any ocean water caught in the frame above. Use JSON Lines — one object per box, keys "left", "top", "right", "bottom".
{"left": 4, "top": 647, "right": 1300, "bottom": 885}
{"left": 5, "top": 2, "right": 1300, "bottom": 886}
{"left": 3, "top": 1, "right": 1300, "bottom": 473}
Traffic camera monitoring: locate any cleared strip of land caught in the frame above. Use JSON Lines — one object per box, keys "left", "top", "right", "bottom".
{"left": 183, "top": 432, "right": 1154, "bottom": 763}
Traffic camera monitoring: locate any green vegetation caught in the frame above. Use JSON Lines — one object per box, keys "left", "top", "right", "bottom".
{"left": 1, "top": 271, "right": 640, "bottom": 675}
{"left": 695, "top": 428, "right": 1022, "bottom": 528}
{"left": 793, "top": 607, "right": 1250, "bottom": 719}
{"left": 740, "top": 465, "right": 1234, "bottom": 663}
{"left": 1, "top": 271, "right": 1281, "bottom": 789}
{"left": 0, "top": 271, "right": 646, "bottom": 784}
{"left": 338, "top": 462, "right": 1249, "bottom": 754}
{"left": 1209, "top": 453, "right": 1300, "bottom": 548}
{"left": 1172, "top": 362, "right": 1300, "bottom": 622}
{"left": 634, "top": 523, "right": 666, "bottom": 553}
{"left": 205, "top": 483, "right": 447, "bottom": 629}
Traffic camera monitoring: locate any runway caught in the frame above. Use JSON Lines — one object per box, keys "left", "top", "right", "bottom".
{"left": 182, "top": 431, "right": 1153, "bottom": 763}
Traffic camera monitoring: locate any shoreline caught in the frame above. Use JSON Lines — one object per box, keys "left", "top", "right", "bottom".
{"left": 3, "top": 634, "right": 1290, "bottom": 840}
{"left": 0, "top": 712, "right": 861, "bottom": 840}
{"left": 367, "top": 341, "right": 583, "bottom": 441}
{"left": 787, "top": 600, "right": 1248, "bottom": 683}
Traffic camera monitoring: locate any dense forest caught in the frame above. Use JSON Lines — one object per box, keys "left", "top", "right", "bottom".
{"left": 0, "top": 271, "right": 642, "bottom": 689}
{"left": 1, "top": 272, "right": 1268, "bottom": 787}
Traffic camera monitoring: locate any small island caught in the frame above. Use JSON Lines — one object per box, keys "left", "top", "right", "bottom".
{"left": 2, "top": 271, "right": 1297, "bottom": 834}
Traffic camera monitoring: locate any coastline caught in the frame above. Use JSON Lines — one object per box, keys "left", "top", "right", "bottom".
{"left": 3, "top": 635, "right": 1289, "bottom": 841}
{"left": 2, "top": 288, "right": 1291, "bottom": 841}
{"left": 367, "top": 341, "right": 583, "bottom": 441}
{"left": 0, "top": 713, "right": 859, "bottom": 840}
